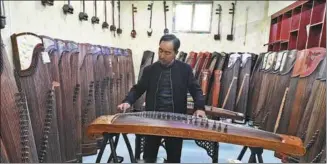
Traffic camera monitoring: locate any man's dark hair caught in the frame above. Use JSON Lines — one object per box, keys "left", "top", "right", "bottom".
{"left": 159, "top": 34, "right": 180, "bottom": 53}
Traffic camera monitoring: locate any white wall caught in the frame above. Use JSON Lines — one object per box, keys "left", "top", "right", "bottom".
{"left": 1, "top": 1, "right": 292, "bottom": 79}
{"left": 268, "top": 1, "right": 296, "bottom": 16}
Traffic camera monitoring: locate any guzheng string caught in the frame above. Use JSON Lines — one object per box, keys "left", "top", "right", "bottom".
{"left": 117, "top": 111, "right": 277, "bottom": 135}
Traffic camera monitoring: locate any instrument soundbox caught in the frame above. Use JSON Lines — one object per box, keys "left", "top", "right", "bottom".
{"left": 79, "top": 0, "right": 88, "bottom": 21}
{"left": 91, "top": 0, "right": 100, "bottom": 24}
{"left": 214, "top": 4, "right": 222, "bottom": 40}
{"left": 109, "top": 0, "right": 116, "bottom": 33}
{"left": 102, "top": 0, "right": 109, "bottom": 29}
{"left": 87, "top": 111, "right": 305, "bottom": 157}
{"left": 130, "top": 4, "right": 137, "bottom": 38}
{"left": 62, "top": 0, "right": 74, "bottom": 14}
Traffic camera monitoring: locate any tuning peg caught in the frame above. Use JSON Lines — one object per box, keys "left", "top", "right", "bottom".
{"left": 217, "top": 122, "right": 221, "bottom": 131}
{"left": 224, "top": 124, "right": 228, "bottom": 132}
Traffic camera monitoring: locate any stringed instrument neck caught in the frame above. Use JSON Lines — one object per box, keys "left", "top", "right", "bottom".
{"left": 110, "top": 0, "right": 116, "bottom": 32}
{"left": 91, "top": 0, "right": 99, "bottom": 24}
{"left": 79, "top": 0, "right": 88, "bottom": 21}
{"left": 163, "top": 0, "right": 169, "bottom": 34}
{"left": 130, "top": 4, "right": 137, "bottom": 38}
{"left": 149, "top": 3, "right": 153, "bottom": 28}
{"left": 116, "top": 0, "right": 122, "bottom": 34}
{"left": 147, "top": 2, "right": 153, "bottom": 37}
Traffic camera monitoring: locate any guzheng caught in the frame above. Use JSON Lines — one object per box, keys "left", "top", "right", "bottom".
{"left": 87, "top": 111, "right": 305, "bottom": 156}
{"left": 187, "top": 103, "right": 245, "bottom": 121}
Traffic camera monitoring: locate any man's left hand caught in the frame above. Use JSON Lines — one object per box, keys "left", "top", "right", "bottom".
{"left": 193, "top": 109, "right": 206, "bottom": 118}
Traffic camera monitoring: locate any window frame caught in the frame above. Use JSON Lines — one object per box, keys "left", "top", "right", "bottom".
{"left": 172, "top": 1, "right": 214, "bottom": 34}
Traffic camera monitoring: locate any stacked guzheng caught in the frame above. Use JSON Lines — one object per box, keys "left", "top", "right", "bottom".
{"left": 249, "top": 48, "right": 326, "bottom": 163}
{"left": 1, "top": 32, "right": 135, "bottom": 163}
{"left": 178, "top": 49, "right": 325, "bottom": 163}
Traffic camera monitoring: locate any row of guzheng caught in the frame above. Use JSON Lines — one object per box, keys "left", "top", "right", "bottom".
{"left": 87, "top": 111, "right": 305, "bottom": 157}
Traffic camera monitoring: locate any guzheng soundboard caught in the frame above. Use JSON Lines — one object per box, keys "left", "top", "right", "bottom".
{"left": 87, "top": 111, "right": 305, "bottom": 157}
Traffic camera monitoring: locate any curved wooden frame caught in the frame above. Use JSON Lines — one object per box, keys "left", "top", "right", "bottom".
{"left": 11, "top": 32, "right": 44, "bottom": 77}
{"left": 87, "top": 113, "right": 305, "bottom": 157}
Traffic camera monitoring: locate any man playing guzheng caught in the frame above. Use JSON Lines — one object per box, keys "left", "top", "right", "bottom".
{"left": 117, "top": 34, "right": 206, "bottom": 163}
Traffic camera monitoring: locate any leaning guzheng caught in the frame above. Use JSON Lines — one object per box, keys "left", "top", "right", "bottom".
{"left": 87, "top": 111, "right": 306, "bottom": 157}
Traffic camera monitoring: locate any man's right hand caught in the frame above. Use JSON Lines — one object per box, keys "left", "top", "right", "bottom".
{"left": 117, "top": 103, "right": 131, "bottom": 112}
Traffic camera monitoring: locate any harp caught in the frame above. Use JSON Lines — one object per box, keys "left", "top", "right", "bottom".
{"left": 87, "top": 111, "right": 306, "bottom": 163}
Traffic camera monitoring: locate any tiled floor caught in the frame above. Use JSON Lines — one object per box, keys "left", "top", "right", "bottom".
{"left": 82, "top": 134, "right": 281, "bottom": 163}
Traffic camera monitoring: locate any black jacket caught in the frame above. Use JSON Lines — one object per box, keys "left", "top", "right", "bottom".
{"left": 123, "top": 60, "right": 205, "bottom": 114}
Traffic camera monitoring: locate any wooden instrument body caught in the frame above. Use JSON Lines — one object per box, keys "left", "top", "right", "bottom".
{"left": 126, "top": 49, "right": 135, "bottom": 90}
{"left": 11, "top": 33, "right": 62, "bottom": 162}
{"left": 287, "top": 48, "right": 325, "bottom": 136}
{"left": 185, "top": 52, "right": 197, "bottom": 69}
{"left": 57, "top": 39, "right": 82, "bottom": 162}
{"left": 234, "top": 53, "right": 252, "bottom": 116}
{"left": 1, "top": 37, "right": 39, "bottom": 163}
{"left": 41, "top": 35, "right": 67, "bottom": 161}
{"left": 257, "top": 51, "right": 287, "bottom": 130}
{"left": 207, "top": 52, "right": 226, "bottom": 107}
{"left": 87, "top": 112, "right": 305, "bottom": 157}
{"left": 219, "top": 53, "right": 241, "bottom": 110}
{"left": 133, "top": 50, "right": 155, "bottom": 110}
{"left": 252, "top": 52, "right": 277, "bottom": 125}
{"left": 79, "top": 44, "right": 97, "bottom": 155}
{"left": 265, "top": 50, "right": 297, "bottom": 133}
{"left": 247, "top": 52, "right": 267, "bottom": 120}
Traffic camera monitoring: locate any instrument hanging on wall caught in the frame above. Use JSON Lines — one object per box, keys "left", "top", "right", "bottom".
{"left": 130, "top": 4, "right": 137, "bottom": 38}
{"left": 91, "top": 0, "right": 100, "bottom": 24}
{"left": 110, "top": 0, "right": 116, "bottom": 35}
{"left": 227, "top": 1, "right": 236, "bottom": 41}
{"left": 79, "top": 0, "right": 88, "bottom": 21}
{"left": 163, "top": 0, "right": 169, "bottom": 34}
{"left": 243, "top": 7, "right": 249, "bottom": 45}
{"left": 147, "top": 2, "right": 153, "bottom": 37}
{"left": 41, "top": 0, "right": 54, "bottom": 6}
{"left": 62, "top": 0, "right": 74, "bottom": 14}
{"left": 116, "top": 0, "right": 122, "bottom": 35}
{"left": 214, "top": 4, "right": 222, "bottom": 41}
{"left": 102, "top": 0, "right": 109, "bottom": 29}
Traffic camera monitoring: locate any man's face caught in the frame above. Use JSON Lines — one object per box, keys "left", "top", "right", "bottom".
{"left": 158, "top": 41, "right": 176, "bottom": 65}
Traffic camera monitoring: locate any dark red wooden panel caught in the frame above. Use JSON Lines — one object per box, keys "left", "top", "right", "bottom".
{"left": 310, "top": 0, "right": 326, "bottom": 25}
{"left": 297, "top": 3, "right": 313, "bottom": 50}
{"left": 291, "top": 6, "right": 302, "bottom": 30}
{"left": 307, "top": 24, "right": 323, "bottom": 48}
{"left": 289, "top": 31, "right": 298, "bottom": 50}
{"left": 281, "top": 13, "right": 292, "bottom": 40}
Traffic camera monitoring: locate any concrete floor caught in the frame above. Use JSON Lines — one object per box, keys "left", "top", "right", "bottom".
{"left": 82, "top": 134, "right": 281, "bottom": 163}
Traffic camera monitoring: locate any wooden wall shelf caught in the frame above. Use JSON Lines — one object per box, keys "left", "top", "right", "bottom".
{"left": 267, "top": 0, "right": 326, "bottom": 51}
